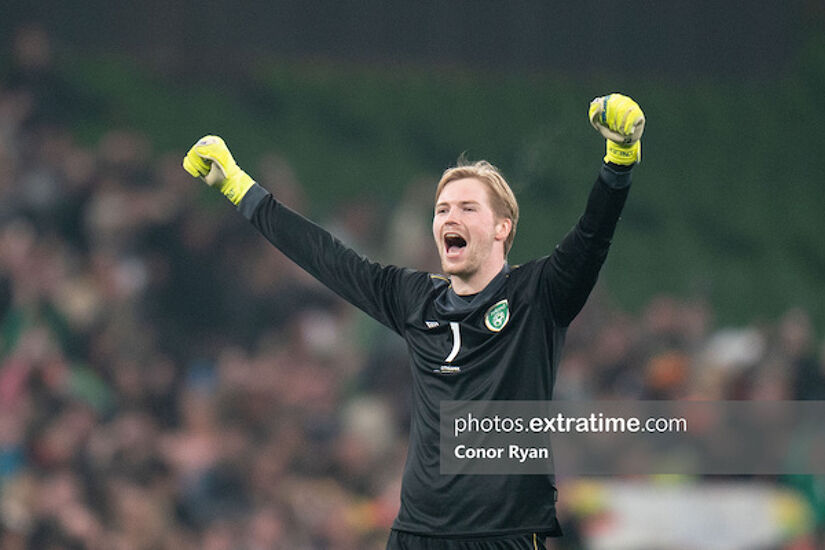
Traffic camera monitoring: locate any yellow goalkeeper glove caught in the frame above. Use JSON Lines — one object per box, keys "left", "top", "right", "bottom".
{"left": 182, "top": 136, "right": 255, "bottom": 205}
{"left": 588, "top": 94, "right": 645, "bottom": 165}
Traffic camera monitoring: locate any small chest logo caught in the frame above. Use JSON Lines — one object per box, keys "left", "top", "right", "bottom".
{"left": 484, "top": 299, "right": 510, "bottom": 332}
{"left": 436, "top": 365, "right": 461, "bottom": 374}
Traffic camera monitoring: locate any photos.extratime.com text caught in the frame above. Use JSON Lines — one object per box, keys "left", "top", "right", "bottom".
{"left": 453, "top": 412, "right": 689, "bottom": 438}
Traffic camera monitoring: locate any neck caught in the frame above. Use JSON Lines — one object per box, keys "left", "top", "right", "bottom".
{"left": 450, "top": 259, "right": 506, "bottom": 295}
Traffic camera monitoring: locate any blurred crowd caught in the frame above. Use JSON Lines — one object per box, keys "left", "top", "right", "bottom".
{"left": 1, "top": 25, "right": 824, "bottom": 550}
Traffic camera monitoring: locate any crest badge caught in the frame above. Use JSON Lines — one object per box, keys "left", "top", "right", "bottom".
{"left": 484, "top": 299, "right": 510, "bottom": 332}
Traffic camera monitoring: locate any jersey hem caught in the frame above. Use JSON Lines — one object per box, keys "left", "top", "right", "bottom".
{"left": 389, "top": 522, "right": 562, "bottom": 539}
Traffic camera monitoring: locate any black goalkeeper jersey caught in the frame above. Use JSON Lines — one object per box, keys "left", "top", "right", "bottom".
{"left": 237, "top": 163, "right": 632, "bottom": 537}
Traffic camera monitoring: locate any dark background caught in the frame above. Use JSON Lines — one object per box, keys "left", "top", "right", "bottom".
{"left": 1, "top": 0, "right": 809, "bottom": 76}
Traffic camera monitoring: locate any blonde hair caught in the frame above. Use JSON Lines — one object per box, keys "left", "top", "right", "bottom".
{"left": 435, "top": 159, "right": 519, "bottom": 256}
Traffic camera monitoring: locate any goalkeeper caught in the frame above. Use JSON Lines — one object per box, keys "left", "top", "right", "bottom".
{"left": 183, "top": 94, "right": 644, "bottom": 549}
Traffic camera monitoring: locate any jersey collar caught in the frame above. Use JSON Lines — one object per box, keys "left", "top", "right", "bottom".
{"left": 433, "top": 263, "right": 511, "bottom": 316}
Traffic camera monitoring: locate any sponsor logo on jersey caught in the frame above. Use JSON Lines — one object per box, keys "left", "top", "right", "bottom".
{"left": 484, "top": 299, "right": 510, "bottom": 332}
{"left": 425, "top": 321, "right": 440, "bottom": 329}
{"left": 435, "top": 365, "right": 461, "bottom": 374}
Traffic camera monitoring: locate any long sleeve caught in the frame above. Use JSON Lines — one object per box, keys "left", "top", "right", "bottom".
{"left": 542, "top": 163, "right": 632, "bottom": 327}
{"left": 237, "top": 184, "right": 425, "bottom": 335}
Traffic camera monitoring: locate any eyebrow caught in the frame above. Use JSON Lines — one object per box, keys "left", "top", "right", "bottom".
{"left": 435, "top": 200, "right": 481, "bottom": 209}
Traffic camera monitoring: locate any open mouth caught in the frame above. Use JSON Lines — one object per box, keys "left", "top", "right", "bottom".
{"left": 444, "top": 233, "right": 467, "bottom": 256}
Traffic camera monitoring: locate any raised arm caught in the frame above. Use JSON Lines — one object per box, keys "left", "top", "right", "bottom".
{"left": 182, "top": 136, "right": 424, "bottom": 334}
{"left": 543, "top": 93, "right": 644, "bottom": 326}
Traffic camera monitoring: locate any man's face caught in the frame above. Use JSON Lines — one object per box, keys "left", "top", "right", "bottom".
{"left": 432, "top": 177, "right": 508, "bottom": 280}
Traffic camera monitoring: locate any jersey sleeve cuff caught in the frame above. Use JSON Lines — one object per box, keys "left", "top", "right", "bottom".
{"left": 237, "top": 182, "right": 270, "bottom": 220}
{"left": 600, "top": 163, "right": 633, "bottom": 190}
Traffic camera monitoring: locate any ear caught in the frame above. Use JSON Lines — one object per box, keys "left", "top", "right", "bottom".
{"left": 494, "top": 218, "right": 512, "bottom": 242}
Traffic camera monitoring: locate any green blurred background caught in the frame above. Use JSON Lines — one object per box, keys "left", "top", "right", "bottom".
{"left": 2, "top": 0, "right": 823, "bottom": 328}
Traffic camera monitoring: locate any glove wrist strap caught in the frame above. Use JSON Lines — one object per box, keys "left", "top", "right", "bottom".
{"left": 605, "top": 140, "right": 641, "bottom": 165}
{"left": 219, "top": 171, "right": 256, "bottom": 205}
